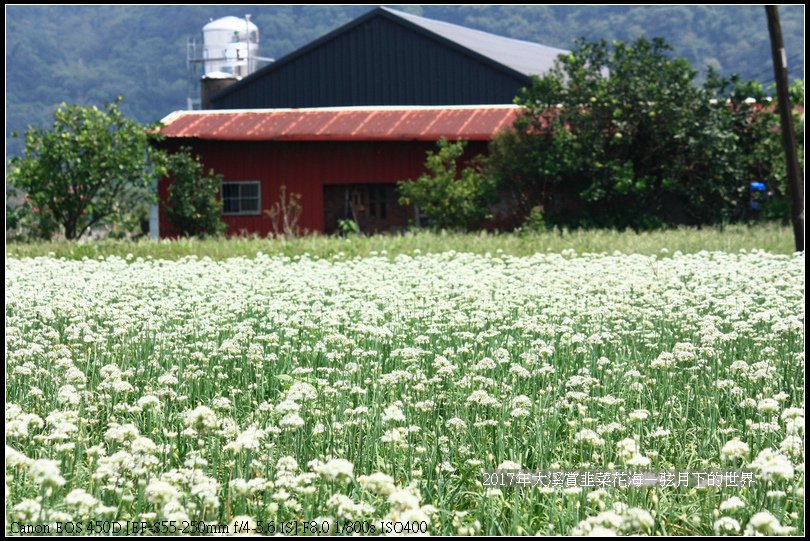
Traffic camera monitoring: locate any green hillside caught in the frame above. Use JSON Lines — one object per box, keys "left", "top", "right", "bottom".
{"left": 6, "top": 5, "right": 804, "bottom": 157}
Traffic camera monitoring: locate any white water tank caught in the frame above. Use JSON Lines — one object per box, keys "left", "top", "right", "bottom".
{"left": 202, "top": 16, "right": 259, "bottom": 77}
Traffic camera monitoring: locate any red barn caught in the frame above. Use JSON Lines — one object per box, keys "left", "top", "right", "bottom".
{"left": 157, "top": 105, "right": 520, "bottom": 237}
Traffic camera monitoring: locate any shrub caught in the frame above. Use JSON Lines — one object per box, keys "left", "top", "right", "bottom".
{"left": 398, "top": 138, "right": 497, "bottom": 231}
{"left": 164, "top": 147, "right": 226, "bottom": 238}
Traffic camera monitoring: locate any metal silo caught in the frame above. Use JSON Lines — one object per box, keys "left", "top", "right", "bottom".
{"left": 202, "top": 15, "right": 260, "bottom": 77}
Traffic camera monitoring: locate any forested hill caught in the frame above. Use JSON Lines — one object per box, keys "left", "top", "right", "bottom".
{"left": 6, "top": 5, "right": 805, "bottom": 156}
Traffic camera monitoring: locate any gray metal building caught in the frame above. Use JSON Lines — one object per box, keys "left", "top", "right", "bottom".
{"left": 208, "top": 7, "right": 568, "bottom": 109}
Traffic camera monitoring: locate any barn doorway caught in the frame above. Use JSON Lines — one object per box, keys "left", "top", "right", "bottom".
{"left": 323, "top": 184, "right": 410, "bottom": 234}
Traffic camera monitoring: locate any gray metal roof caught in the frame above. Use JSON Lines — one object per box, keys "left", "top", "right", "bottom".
{"left": 382, "top": 7, "right": 569, "bottom": 77}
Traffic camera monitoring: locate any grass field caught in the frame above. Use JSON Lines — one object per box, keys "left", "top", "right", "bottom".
{"left": 5, "top": 223, "right": 796, "bottom": 260}
{"left": 5, "top": 228, "right": 804, "bottom": 535}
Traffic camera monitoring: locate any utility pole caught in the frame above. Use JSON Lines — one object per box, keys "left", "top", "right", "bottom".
{"left": 765, "top": 5, "right": 804, "bottom": 252}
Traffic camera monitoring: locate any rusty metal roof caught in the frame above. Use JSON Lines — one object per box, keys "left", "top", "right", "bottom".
{"left": 159, "top": 105, "right": 521, "bottom": 142}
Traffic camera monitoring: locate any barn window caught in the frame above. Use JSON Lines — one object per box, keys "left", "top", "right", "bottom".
{"left": 221, "top": 181, "right": 261, "bottom": 215}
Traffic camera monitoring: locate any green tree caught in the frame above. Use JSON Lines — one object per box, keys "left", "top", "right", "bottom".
{"left": 489, "top": 38, "right": 751, "bottom": 230}
{"left": 715, "top": 76, "right": 804, "bottom": 222}
{"left": 7, "top": 97, "right": 159, "bottom": 239}
{"left": 164, "top": 148, "right": 226, "bottom": 238}
{"left": 398, "top": 138, "right": 497, "bottom": 231}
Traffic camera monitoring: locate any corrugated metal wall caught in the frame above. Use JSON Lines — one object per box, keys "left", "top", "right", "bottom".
{"left": 210, "top": 17, "right": 529, "bottom": 109}
{"left": 159, "top": 139, "right": 489, "bottom": 237}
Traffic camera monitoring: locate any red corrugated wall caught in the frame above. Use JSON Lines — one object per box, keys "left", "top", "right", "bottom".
{"left": 158, "top": 139, "right": 488, "bottom": 237}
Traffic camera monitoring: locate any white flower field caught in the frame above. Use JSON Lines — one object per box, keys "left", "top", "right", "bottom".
{"left": 5, "top": 250, "right": 804, "bottom": 535}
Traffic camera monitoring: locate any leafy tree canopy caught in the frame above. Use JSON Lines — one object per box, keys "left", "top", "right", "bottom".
{"left": 488, "top": 37, "right": 799, "bottom": 230}
{"left": 7, "top": 97, "right": 162, "bottom": 239}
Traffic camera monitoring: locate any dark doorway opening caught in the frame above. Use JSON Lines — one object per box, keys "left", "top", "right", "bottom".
{"left": 323, "top": 184, "right": 411, "bottom": 234}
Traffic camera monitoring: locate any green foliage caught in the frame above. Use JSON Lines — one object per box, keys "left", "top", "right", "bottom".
{"left": 489, "top": 37, "right": 796, "bottom": 230}
{"left": 707, "top": 76, "right": 804, "bottom": 222}
{"left": 5, "top": 188, "right": 60, "bottom": 241}
{"left": 398, "top": 139, "right": 497, "bottom": 231}
{"left": 164, "top": 148, "right": 226, "bottom": 238}
{"left": 522, "top": 206, "right": 549, "bottom": 233}
{"left": 337, "top": 218, "right": 361, "bottom": 236}
{"left": 7, "top": 97, "right": 159, "bottom": 239}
